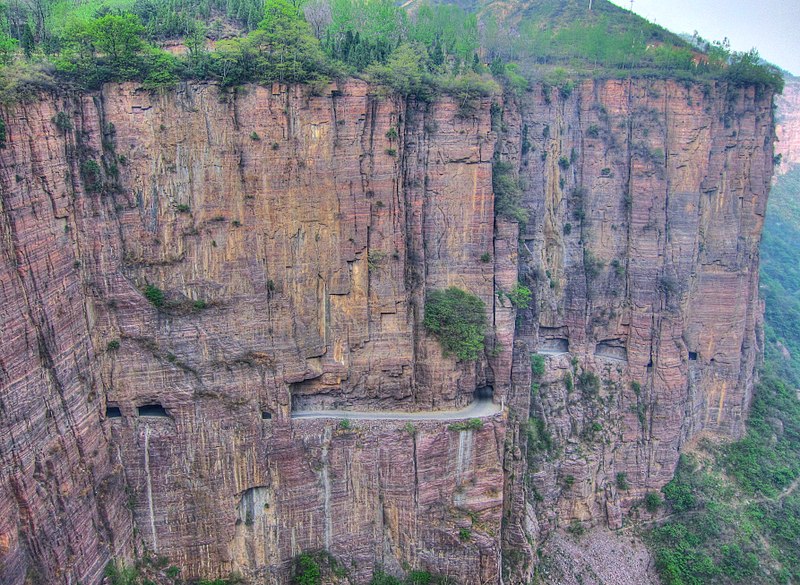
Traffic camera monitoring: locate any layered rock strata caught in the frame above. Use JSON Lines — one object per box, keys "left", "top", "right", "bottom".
{"left": 0, "top": 77, "right": 774, "bottom": 584}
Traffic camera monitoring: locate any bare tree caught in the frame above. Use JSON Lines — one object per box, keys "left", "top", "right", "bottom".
{"left": 303, "top": 0, "right": 332, "bottom": 40}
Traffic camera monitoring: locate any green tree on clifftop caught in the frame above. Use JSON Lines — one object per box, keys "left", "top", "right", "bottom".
{"left": 252, "top": 0, "right": 326, "bottom": 83}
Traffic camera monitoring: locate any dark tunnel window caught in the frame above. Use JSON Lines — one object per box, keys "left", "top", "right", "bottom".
{"left": 137, "top": 404, "right": 169, "bottom": 417}
{"left": 261, "top": 411, "right": 272, "bottom": 420}
{"left": 474, "top": 386, "right": 494, "bottom": 400}
{"left": 106, "top": 406, "right": 122, "bottom": 418}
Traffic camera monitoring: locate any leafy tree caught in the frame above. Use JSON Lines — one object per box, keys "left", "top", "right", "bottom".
{"left": 424, "top": 287, "right": 487, "bottom": 361}
{"left": 0, "top": 31, "right": 17, "bottom": 65}
{"left": 367, "top": 43, "right": 433, "bottom": 98}
{"left": 142, "top": 49, "right": 180, "bottom": 90}
{"left": 726, "top": 49, "right": 784, "bottom": 93}
{"left": 250, "top": 0, "right": 327, "bottom": 83}
{"left": 55, "top": 13, "right": 147, "bottom": 85}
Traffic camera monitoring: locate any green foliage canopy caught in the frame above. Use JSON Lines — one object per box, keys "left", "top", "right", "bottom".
{"left": 424, "top": 287, "right": 487, "bottom": 362}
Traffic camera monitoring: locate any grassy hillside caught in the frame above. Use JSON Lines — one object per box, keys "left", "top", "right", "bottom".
{"left": 645, "top": 166, "right": 800, "bottom": 584}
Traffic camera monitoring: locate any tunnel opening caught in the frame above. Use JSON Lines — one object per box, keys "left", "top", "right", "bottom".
{"left": 474, "top": 386, "right": 494, "bottom": 400}
{"left": 689, "top": 351, "right": 698, "bottom": 361}
{"left": 595, "top": 339, "right": 627, "bottom": 362}
{"left": 261, "top": 411, "right": 272, "bottom": 420}
{"left": 538, "top": 337, "right": 569, "bottom": 354}
{"left": 106, "top": 406, "right": 122, "bottom": 419}
{"left": 137, "top": 404, "right": 169, "bottom": 417}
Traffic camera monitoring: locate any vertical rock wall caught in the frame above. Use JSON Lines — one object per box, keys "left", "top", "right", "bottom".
{"left": 0, "top": 77, "right": 774, "bottom": 584}
{"left": 498, "top": 79, "right": 772, "bottom": 581}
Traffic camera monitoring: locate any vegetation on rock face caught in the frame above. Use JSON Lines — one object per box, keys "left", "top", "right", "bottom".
{"left": 424, "top": 287, "right": 487, "bottom": 362}
{"left": 449, "top": 418, "right": 483, "bottom": 431}
{"left": 370, "top": 569, "right": 455, "bottom": 585}
{"left": 143, "top": 284, "right": 165, "bottom": 307}
{"left": 645, "top": 166, "right": 800, "bottom": 584}
{"left": 492, "top": 160, "right": 526, "bottom": 225}
{"left": 292, "top": 553, "right": 322, "bottom": 585}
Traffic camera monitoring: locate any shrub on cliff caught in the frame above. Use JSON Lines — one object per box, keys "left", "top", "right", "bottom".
{"left": 144, "top": 284, "right": 165, "bottom": 307}
{"left": 292, "top": 553, "right": 321, "bottom": 585}
{"left": 424, "top": 287, "right": 486, "bottom": 361}
{"left": 493, "top": 160, "right": 527, "bottom": 225}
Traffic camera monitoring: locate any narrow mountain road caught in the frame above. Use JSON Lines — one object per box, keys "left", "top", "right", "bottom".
{"left": 291, "top": 399, "right": 502, "bottom": 421}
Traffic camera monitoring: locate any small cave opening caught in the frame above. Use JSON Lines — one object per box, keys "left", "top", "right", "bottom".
{"left": 474, "top": 386, "right": 494, "bottom": 400}
{"left": 106, "top": 406, "right": 122, "bottom": 419}
{"left": 137, "top": 404, "right": 169, "bottom": 417}
{"left": 237, "top": 486, "right": 270, "bottom": 526}
{"left": 688, "top": 351, "right": 698, "bottom": 361}
{"left": 261, "top": 411, "right": 272, "bottom": 420}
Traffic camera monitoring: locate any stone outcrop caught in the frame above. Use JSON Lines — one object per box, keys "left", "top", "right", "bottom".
{"left": 0, "top": 76, "right": 774, "bottom": 584}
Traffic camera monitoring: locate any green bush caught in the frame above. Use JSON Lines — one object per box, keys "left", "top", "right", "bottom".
{"left": 370, "top": 572, "right": 402, "bottom": 585}
{"left": 424, "top": 287, "right": 487, "bottom": 361}
{"left": 449, "top": 418, "right": 483, "bottom": 432}
{"left": 292, "top": 553, "right": 321, "bottom": 585}
{"left": 458, "top": 527, "right": 471, "bottom": 541}
{"left": 577, "top": 371, "right": 600, "bottom": 397}
{"left": 644, "top": 492, "right": 662, "bottom": 513}
{"left": 81, "top": 159, "right": 102, "bottom": 191}
{"left": 493, "top": 161, "right": 527, "bottom": 225}
{"left": 106, "top": 340, "right": 120, "bottom": 351}
{"left": 506, "top": 283, "right": 532, "bottom": 309}
{"left": 144, "top": 284, "right": 165, "bottom": 307}
{"left": 53, "top": 111, "right": 72, "bottom": 132}
{"left": 531, "top": 354, "right": 546, "bottom": 378}
{"left": 104, "top": 562, "right": 139, "bottom": 585}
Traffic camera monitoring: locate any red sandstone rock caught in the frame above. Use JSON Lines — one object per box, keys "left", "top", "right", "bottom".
{"left": 0, "top": 77, "right": 773, "bottom": 584}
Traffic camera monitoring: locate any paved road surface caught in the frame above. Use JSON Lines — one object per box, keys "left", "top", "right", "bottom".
{"left": 291, "top": 399, "right": 502, "bottom": 420}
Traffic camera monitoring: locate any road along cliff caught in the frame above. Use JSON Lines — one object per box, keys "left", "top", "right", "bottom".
{"left": 0, "top": 77, "right": 774, "bottom": 584}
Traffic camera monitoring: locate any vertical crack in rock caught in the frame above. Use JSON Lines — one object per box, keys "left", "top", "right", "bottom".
{"left": 321, "top": 426, "right": 332, "bottom": 551}
{"left": 455, "top": 430, "right": 474, "bottom": 487}
{"left": 144, "top": 424, "right": 158, "bottom": 552}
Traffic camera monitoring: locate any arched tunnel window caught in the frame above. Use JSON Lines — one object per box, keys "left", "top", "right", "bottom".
{"left": 137, "top": 404, "right": 169, "bottom": 417}
{"left": 106, "top": 406, "right": 122, "bottom": 419}
{"left": 261, "top": 411, "right": 272, "bottom": 420}
{"left": 474, "top": 386, "right": 494, "bottom": 400}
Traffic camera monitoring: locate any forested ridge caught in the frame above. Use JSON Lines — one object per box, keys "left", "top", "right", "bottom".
{"left": 0, "top": 0, "right": 783, "bottom": 104}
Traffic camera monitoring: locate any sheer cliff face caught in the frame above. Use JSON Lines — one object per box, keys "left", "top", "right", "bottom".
{"left": 0, "top": 78, "right": 773, "bottom": 584}
{"left": 777, "top": 78, "right": 800, "bottom": 170}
